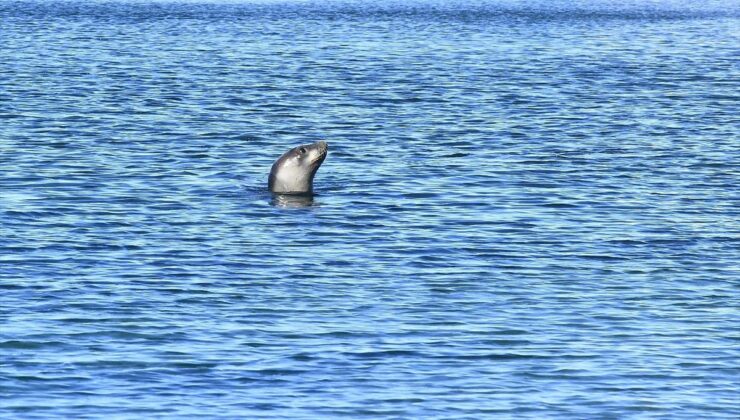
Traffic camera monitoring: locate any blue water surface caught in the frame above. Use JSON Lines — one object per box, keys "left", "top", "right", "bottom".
{"left": 1, "top": 0, "right": 739, "bottom": 418}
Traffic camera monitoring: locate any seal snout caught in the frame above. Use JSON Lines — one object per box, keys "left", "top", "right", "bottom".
{"left": 313, "top": 140, "right": 328, "bottom": 162}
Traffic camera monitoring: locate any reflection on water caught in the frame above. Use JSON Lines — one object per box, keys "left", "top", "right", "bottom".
{"left": 270, "top": 193, "right": 316, "bottom": 208}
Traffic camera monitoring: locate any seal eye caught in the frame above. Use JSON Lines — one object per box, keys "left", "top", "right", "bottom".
{"left": 299, "top": 147, "right": 307, "bottom": 155}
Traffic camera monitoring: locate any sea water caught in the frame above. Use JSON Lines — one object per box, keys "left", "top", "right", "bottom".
{"left": 1, "top": 0, "right": 738, "bottom": 418}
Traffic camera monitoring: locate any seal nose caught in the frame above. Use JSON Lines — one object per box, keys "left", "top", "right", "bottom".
{"left": 316, "top": 140, "right": 328, "bottom": 152}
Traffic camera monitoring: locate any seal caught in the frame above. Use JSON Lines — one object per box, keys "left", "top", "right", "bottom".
{"left": 268, "top": 141, "right": 328, "bottom": 194}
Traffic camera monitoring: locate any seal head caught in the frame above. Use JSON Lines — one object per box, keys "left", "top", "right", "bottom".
{"left": 268, "top": 141, "right": 328, "bottom": 194}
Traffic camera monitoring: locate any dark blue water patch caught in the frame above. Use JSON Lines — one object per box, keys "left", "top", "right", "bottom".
{"left": 1, "top": 0, "right": 738, "bottom": 22}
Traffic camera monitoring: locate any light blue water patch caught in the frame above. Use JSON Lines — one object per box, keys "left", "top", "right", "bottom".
{"left": 1, "top": 0, "right": 739, "bottom": 418}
